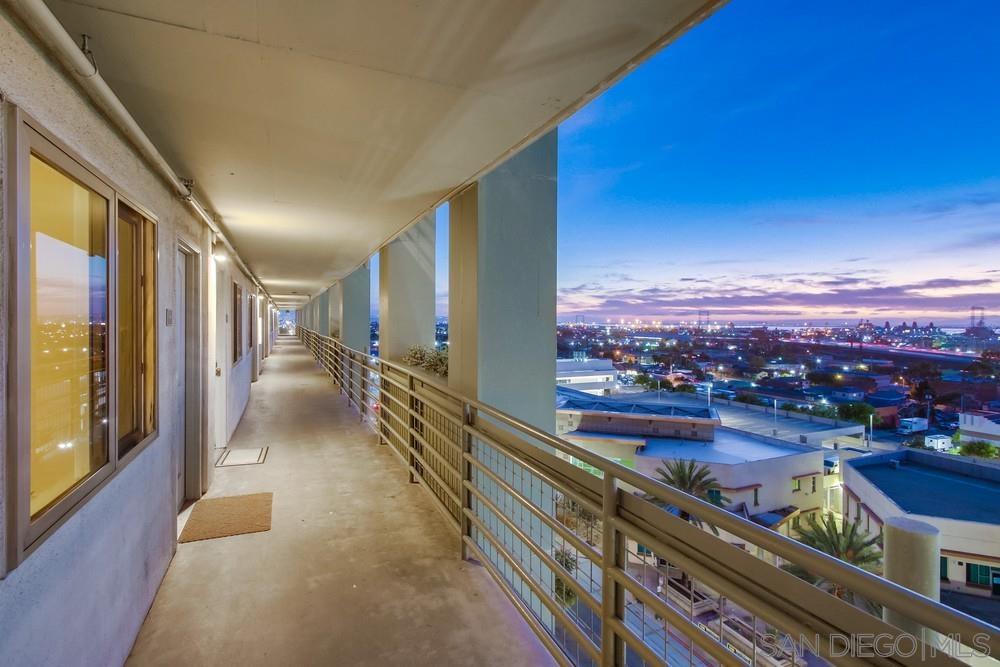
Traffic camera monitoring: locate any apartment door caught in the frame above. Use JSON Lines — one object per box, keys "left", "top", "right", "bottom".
{"left": 175, "top": 249, "right": 188, "bottom": 510}
{"left": 176, "top": 244, "right": 202, "bottom": 511}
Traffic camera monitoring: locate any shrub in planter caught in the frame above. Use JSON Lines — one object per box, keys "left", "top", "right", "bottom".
{"left": 401, "top": 345, "right": 448, "bottom": 378}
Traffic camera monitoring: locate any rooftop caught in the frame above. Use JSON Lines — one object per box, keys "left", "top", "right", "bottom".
{"left": 637, "top": 428, "right": 811, "bottom": 465}
{"left": 849, "top": 451, "right": 1000, "bottom": 525}
{"left": 556, "top": 385, "right": 717, "bottom": 420}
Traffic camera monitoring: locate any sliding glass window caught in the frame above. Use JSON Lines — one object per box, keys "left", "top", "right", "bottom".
{"left": 233, "top": 282, "right": 243, "bottom": 364}
{"left": 8, "top": 111, "right": 162, "bottom": 568}
{"left": 27, "top": 153, "right": 110, "bottom": 518}
{"left": 117, "top": 202, "right": 157, "bottom": 458}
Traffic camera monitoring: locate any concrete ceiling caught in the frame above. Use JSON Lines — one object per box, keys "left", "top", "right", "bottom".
{"left": 45, "top": 0, "right": 719, "bottom": 307}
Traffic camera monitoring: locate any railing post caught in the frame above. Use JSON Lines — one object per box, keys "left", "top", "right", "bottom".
{"left": 376, "top": 360, "right": 387, "bottom": 446}
{"left": 347, "top": 352, "right": 354, "bottom": 406}
{"left": 601, "top": 473, "right": 624, "bottom": 667}
{"left": 358, "top": 355, "right": 366, "bottom": 423}
{"left": 407, "top": 371, "right": 418, "bottom": 484}
{"left": 460, "top": 403, "right": 476, "bottom": 561}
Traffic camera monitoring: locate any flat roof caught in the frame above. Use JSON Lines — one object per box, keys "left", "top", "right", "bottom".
{"left": 556, "top": 386, "right": 717, "bottom": 420}
{"left": 638, "top": 429, "right": 809, "bottom": 465}
{"left": 624, "top": 390, "right": 851, "bottom": 437}
{"left": 850, "top": 453, "right": 1000, "bottom": 525}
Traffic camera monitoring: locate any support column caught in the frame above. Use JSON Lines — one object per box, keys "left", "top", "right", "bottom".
{"left": 340, "top": 263, "right": 371, "bottom": 354}
{"left": 379, "top": 212, "right": 435, "bottom": 361}
{"left": 317, "top": 290, "right": 331, "bottom": 337}
{"left": 326, "top": 283, "right": 342, "bottom": 338}
{"left": 449, "top": 129, "right": 557, "bottom": 433}
{"left": 883, "top": 516, "right": 940, "bottom": 639}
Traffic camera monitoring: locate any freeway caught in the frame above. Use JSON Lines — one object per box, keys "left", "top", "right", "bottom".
{"left": 780, "top": 339, "right": 979, "bottom": 366}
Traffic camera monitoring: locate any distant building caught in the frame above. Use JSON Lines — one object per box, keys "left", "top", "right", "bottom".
{"left": 554, "top": 387, "right": 826, "bottom": 536}
{"left": 844, "top": 450, "right": 1000, "bottom": 599}
{"left": 958, "top": 412, "right": 1000, "bottom": 447}
{"left": 555, "top": 358, "right": 619, "bottom": 395}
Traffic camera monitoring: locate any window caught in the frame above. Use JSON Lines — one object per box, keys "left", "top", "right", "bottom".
{"left": 26, "top": 152, "right": 110, "bottom": 519}
{"left": 792, "top": 478, "right": 802, "bottom": 492}
{"left": 811, "top": 476, "right": 816, "bottom": 493}
{"left": 966, "top": 563, "right": 994, "bottom": 587}
{"left": 247, "top": 291, "right": 254, "bottom": 354}
{"left": 707, "top": 489, "right": 721, "bottom": 504}
{"left": 941, "top": 557, "right": 949, "bottom": 581}
{"left": 117, "top": 202, "right": 157, "bottom": 457}
{"left": 792, "top": 515, "right": 801, "bottom": 530}
{"left": 753, "top": 488, "right": 759, "bottom": 506}
{"left": 7, "top": 112, "right": 161, "bottom": 567}
{"left": 233, "top": 282, "right": 243, "bottom": 363}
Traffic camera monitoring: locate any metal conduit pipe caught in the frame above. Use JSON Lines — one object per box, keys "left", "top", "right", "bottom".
{"left": 4, "top": 0, "right": 273, "bottom": 306}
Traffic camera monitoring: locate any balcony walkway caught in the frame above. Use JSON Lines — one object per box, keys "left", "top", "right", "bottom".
{"left": 127, "top": 339, "right": 553, "bottom": 666}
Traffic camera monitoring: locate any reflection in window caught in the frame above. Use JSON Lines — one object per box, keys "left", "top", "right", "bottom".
{"left": 29, "top": 154, "right": 109, "bottom": 518}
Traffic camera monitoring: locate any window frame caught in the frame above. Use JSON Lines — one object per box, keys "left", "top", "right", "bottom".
{"left": 115, "top": 197, "right": 159, "bottom": 466}
{"left": 5, "top": 107, "right": 160, "bottom": 571}
{"left": 232, "top": 282, "right": 243, "bottom": 365}
{"left": 247, "top": 290, "right": 254, "bottom": 354}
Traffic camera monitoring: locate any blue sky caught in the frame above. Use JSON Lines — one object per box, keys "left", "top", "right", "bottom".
{"left": 556, "top": 0, "right": 1000, "bottom": 326}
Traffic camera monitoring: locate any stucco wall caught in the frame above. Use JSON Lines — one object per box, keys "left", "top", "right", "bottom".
{"left": 212, "top": 258, "right": 255, "bottom": 444}
{"left": 0, "top": 9, "right": 232, "bottom": 663}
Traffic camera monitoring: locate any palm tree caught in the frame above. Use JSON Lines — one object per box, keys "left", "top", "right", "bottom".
{"left": 783, "top": 513, "right": 882, "bottom": 610}
{"left": 648, "top": 459, "right": 730, "bottom": 534}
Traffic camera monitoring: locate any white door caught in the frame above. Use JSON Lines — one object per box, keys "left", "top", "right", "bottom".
{"left": 175, "top": 249, "right": 187, "bottom": 511}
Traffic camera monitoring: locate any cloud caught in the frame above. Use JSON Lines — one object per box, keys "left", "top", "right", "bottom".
{"left": 557, "top": 269, "right": 1000, "bottom": 323}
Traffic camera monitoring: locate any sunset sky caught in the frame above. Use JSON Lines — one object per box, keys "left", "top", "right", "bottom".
{"left": 554, "top": 0, "right": 1000, "bottom": 327}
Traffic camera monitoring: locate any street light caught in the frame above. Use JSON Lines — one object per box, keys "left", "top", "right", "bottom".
{"left": 868, "top": 413, "right": 873, "bottom": 449}
{"left": 707, "top": 381, "right": 713, "bottom": 407}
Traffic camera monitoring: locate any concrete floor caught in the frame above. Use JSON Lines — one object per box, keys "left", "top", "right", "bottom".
{"left": 128, "top": 339, "right": 554, "bottom": 666}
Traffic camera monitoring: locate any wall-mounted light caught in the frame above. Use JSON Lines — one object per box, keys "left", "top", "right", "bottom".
{"left": 213, "top": 253, "right": 227, "bottom": 262}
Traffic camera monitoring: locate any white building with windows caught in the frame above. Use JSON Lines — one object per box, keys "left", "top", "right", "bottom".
{"left": 555, "top": 358, "right": 619, "bottom": 395}
{"left": 844, "top": 450, "right": 1000, "bottom": 599}
{"left": 958, "top": 412, "right": 1000, "bottom": 447}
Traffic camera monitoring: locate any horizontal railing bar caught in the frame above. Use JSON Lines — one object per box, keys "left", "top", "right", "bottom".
{"left": 298, "top": 329, "right": 999, "bottom": 660}
{"left": 463, "top": 484, "right": 602, "bottom": 615}
{"left": 408, "top": 464, "right": 461, "bottom": 530}
{"left": 464, "top": 512, "right": 603, "bottom": 664}
{"left": 606, "top": 617, "right": 673, "bottom": 667}
{"left": 409, "top": 428, "right": 461, "bottom": 477}
{"left": 462, "top": 538, "right": 575, "bottom": 667}
{"left": 408, "top": 409, "right": 465, "bottom": 456}
{"left": 609, "top": 514, "right": 962, "bottom": 667}
{"left": 377, "top": 386, "right": 409, "bottom": 413}
{"left": 465, "top": 452, "right": 602, "bottom": 562}
{"left": 380, "top": 403, "right": 408, "bottom": 429}
{"left": 411, "top": 385, "right": 465, "bottom": 424}
{"left": 379, "top": 372, "right": 410, "bottom": 395}
{"left": 607, "top": 567, "right": 743, "bottom": 667}
{"left": 408, "top": 444, "right": 462, "bottom": 509}
{"left": 376, "top": 413, "right": 409, "bottom": 450}
{"left": 465, "top": 424, "right": 603, "bottom": 517}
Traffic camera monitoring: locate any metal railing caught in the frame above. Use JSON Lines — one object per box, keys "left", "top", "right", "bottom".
{"left": 298, "top": 328, "right": 998, "bottom": 667}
